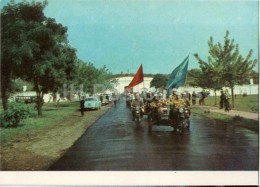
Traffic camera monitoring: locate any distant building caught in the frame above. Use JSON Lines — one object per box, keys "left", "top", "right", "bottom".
{"left": 113, "top": 76, "right": 153, "bottom": 93}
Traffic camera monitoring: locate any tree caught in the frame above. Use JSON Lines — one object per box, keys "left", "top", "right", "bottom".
{"left": 72, "top": 60, "right": 116, "bottom": 97}
{"left": 186, "top": 69, "right": 202, "bottom": 87}
{"left": 194, "top": 31, "right": 257, "bottom": 108}
{"left": 1, "top": 1, "right": 77, "bottom": 116}
{"left": 250, "top": 70, "right": 259, "bottom": 84}
{"left": 1, "top": 0, "right": 47, "bottom": 110}
{"left": 194, "top": 53, "right": 223, "bottom": 106}
{"left": 150, "top": 74, "right": 168, "bottom": 91}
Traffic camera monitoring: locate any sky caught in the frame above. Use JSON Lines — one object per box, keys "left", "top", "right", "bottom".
{"left": 2, "top": 0, "right": 259, "bottom": 74}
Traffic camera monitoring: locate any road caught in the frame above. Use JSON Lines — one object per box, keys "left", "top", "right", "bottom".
{"left": 49, "top": 98, "right": 258, "bottom": 171}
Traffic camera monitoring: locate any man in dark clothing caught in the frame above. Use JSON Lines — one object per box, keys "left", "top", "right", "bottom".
{"left": 220, "top": 90, "right": 225, "bottom": 109}
{"left": 80, "top": 97, "right": 85, "bottom": 116}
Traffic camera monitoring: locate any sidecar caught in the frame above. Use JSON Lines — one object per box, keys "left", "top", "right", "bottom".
{"left": 147, "top": 106, "right": 174, "bottom": 132}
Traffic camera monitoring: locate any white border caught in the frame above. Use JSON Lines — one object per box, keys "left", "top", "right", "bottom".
{"left": 0, "top": 171, "right": 258, "bottom": 185}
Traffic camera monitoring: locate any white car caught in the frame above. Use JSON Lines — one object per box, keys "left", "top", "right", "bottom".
{"left": 84, "top": 96, "right": 101, "bottom": 110}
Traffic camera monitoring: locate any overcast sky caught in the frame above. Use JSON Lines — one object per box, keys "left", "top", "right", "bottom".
{"left": 2, "top": 0, "right": 259, "bottom": 74}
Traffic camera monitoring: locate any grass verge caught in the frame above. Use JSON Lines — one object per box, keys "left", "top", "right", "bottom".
{"left": 204, "top": 94, "right": 259, "bottom": 113}
{"left": 0, "top": 101, "right": 111, "bottom": 170}
{"left": 191, "top": 106, "right": 259, "bottom": 132}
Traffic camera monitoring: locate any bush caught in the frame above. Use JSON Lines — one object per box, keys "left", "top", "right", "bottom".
{"left": 0, "top": 102, "right": 32, "bottom": 128}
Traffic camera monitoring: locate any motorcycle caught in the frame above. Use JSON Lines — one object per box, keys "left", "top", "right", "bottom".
{"left": 132, "top": 106, "right": 144, "bottom": 126}
{"left": 173, "top": 106, "right": 190, "bottom": 134}
{"left": 148, "top": 106, "right": 173, "bottom": 132}
{"left": 148, "top": 105, "right": 190, "bottom": 134}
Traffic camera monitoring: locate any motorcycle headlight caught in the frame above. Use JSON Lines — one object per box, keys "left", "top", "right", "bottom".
{"left": 179, "top": 107, "right": 184, "bottom": 113}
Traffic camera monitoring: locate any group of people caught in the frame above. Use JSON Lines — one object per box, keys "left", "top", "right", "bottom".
{"left": 220, "top": 89, "right": 231, "bottom": 112}
{"left": 129, "top": 88, "right": 191, "bottom": 121}
{"left": 191, "top": 90, "right": 206, "bottom": 106}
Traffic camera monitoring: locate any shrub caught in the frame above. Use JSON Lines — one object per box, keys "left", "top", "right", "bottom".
{"left": 0, "top": 102, "right": 32, "bottom": 128}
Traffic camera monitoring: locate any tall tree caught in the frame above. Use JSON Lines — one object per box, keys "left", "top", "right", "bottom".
{"left": 1, "top": 1, "right": 77, "bottom": 115}
{"left": 1, "top": 0, "right": 47, "bottom": 110}
{"left": 194, "top": 53, "right": 223, "bottom": 106}
{"left": 194, "top": 31, "right": 257, "bottom": 108}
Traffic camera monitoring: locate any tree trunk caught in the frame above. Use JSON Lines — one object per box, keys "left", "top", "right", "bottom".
{"left": 1, "top": 93, "right": 8, "bottom": 111}
{"left": 53, "top": 92, "right": 57, "bottom": 102}
{"left": 1, "top": 76, "right": 10, "bottom": 111}
{"left": 231, "top": 87, "right": 234, "bottom": 109}
{"left": 36, "top": 91, "right": 44, "bottom": 116}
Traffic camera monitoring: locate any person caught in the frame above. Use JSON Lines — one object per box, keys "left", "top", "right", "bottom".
{"left": 219, "top": 90, "right": 225, "bottom": 109}
{"left": 185, "top": 91, "right": 191, "bottom": 101}
{"left": 148, "top": 97, "right": 162, "bottom": 122}
{"left": 192, "top": 91, "right": 197, "bottom": 105}
{"left": 201, "top": 90, "right": 206, "bottom": 105}
{"left": 80, "top": 97, "right": 85, "bottom": 116}
{"left": 224, "top": 89, "right": 231, "bottom": 112}
{"left": 181, "top": 92, "right": 191, "bottom": 115}
{"left": 169, "top": 88, "right": 178, "bottom": 106}
{"left": 113, "top": 94, "right": 117, "bottom": 106}
{"left": 131, "top": 94, "right": 144, "bottom": 121}
{"left": 169, "top": 93, "right": 184, "bottom": 124}
{"left": 181, "top": 92, "right": 191, "bottom": 107}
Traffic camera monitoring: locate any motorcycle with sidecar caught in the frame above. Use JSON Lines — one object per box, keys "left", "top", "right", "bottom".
{"left": 147, "top": 104, "right": 190, "bottom": 134}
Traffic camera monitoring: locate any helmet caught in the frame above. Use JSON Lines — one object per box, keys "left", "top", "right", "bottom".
{"left": 172, "top": 88, "right": 177, "bottom": 92}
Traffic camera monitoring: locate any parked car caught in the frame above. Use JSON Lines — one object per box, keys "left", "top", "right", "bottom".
{"left": 84, "top": 96, "right": 101, "bottom": 110}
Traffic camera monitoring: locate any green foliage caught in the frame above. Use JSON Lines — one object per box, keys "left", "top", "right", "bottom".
{"left": 194, "top": 30, "right": 257, "bottom": 107}
{"left": 1, "top": 1, "right": 77, "bottom": 115}
{"left": 72, "top": 60, "right": 116, "bottom": 94}
{"left": 0, "top": 102, "right": 32, "bottom": 128}
{"left": 186, "top": 69, "right": 202, "bottom": 87}
{"left": 13, "top": 78, "right": 34, "bottom": 92}
{"left": 250, "top": 70, "right": 259, "bottom": 84}
{"left": 150, "top": 74, "right": 168, "bottom": 89}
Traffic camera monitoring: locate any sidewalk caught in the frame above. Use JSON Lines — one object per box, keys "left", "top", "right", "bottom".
{"left": 195, "top": 105, "right": 259, "bottom": 121}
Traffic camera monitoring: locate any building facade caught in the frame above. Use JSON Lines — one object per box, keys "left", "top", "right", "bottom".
{"left": 113, "top": 76, "right": 154, "bottom": 93}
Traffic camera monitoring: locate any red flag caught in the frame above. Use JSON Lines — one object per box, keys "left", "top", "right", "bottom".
{"left": 128, "top": 65, "right": 144, "bottom": 88}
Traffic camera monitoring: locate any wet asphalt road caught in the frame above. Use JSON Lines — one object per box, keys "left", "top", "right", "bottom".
{"left": 49, "top": 98, "right": 258, "bottom": 171}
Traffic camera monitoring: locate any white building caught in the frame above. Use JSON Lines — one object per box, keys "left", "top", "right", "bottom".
{"left": 113, "top": 76, "right": 259, "bottom": 96}
{"left": 113, "top": 76, "right": 154, "bottom": 93}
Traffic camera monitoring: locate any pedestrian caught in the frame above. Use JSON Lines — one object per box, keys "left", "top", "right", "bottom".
{"left": 192, "top": 91, "right": 196, "bottom": 105}
{"left": 224, "top": 89, "right": 231, "bottom": 112}
{"left": 201, "top": 90, "right": 206, "bottom": 105}
{"left": 219, "top": 90, "right": 225, "bottom": 109}
{"left": 80, "top": 97, "right": 85, "bottom": 116}
{"left": 198, "top": 92, "right": 203, "bottom": 105}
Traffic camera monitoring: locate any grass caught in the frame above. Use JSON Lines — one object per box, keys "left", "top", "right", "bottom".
{"left": 204, "top": 94, "right": 259, "bottom": 113}
{"left": 191, "top": 106, "right": 259, "bottom": 132}
{"left": 0, "top": 101, "right": 80, "bottom": 147}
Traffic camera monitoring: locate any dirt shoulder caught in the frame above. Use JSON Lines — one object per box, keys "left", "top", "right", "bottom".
{"left": 197, "top": 105, "right": 259, "bottom": 121}
{"left": 0, "top": 104, "right": 111, "bottom": 171}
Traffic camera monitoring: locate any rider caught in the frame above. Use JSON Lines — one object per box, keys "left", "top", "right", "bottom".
{"left": 148, "top": 96, "right": 162, "bottom": 122}
{"left": 181, "top": 91, "right": 191, "bottom": 115}
{"left": 169, "top": 88, "right": 178, "bottom": 105}
{"left": 169, "top": 91, "right": 183, "bottom": 124}
{"left": 131, "top": 94, "right": 144, "bottom": 121}
{"left": 181, "top": 92, "right": 191, "bottom": 107}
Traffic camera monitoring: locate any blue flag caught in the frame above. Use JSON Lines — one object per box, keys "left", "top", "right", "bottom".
{"left": 166, "top": 55, "right": 189, "bottom": 90}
